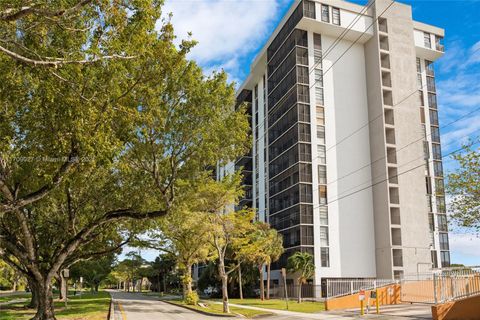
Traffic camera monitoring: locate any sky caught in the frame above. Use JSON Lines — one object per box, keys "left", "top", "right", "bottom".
{"left": 121, "top": 0, "right": 480, "bottom": 266}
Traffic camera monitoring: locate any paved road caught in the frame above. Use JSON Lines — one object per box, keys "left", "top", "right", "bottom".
{"left": 110, "top": 291, "right": 238, "bottom": 320}
{"left": 109, "top": 291, "right": 429, "bottom": 320}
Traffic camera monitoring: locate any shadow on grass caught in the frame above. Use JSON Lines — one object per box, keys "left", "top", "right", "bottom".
{"left": 0, "top": 292, "right": 110, "bottom": 320}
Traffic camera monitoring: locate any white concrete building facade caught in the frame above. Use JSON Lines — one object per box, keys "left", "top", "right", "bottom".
{"left": 229, "top": 0, "right": 449, "bottom": 285}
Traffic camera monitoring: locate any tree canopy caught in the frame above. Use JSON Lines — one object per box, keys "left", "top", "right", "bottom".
{"left": 447, "top": 143, "right": 480, "bottom": 232}
{"left": 0, "top": 1, "right": 249, "bottom": 319}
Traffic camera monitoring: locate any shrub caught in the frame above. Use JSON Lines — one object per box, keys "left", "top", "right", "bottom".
{"left": 184, "top": 291, "right": 199, "bottom": 305}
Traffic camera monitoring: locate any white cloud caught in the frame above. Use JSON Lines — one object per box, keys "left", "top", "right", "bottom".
{"left": 160, "top": 0, "right": 289, "bottom": 83}
{"left": 449, "top": 233, "right": 480, "bottom": 259}
{"left": 437, "top": 41, "right": 480, "bottom": 154}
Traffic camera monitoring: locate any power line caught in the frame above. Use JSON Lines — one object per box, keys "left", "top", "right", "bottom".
{"left": 309, "top": 0, "right": 395, "bottom": 89}
{"left": 308, "top": 0, "right": 377, "bottom": 75}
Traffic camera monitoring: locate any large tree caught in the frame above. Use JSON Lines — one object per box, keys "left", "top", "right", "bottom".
{"left": 148, "top": 205, "right": 213, "bottom": 301}
{"left": 447, "top": 144, "right": 480, "bottom": 231}
{"left": 0, "top": 1, "right": 249, "bottom": 319}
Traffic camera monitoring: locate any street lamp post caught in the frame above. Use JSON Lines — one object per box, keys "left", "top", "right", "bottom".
{"left": 62, "top": 269, "right": 70, "bottom": 309}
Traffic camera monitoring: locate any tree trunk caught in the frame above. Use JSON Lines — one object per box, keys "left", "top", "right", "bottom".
{"left": 217, "top": 259, "right": 230, "bottom": 313}
{"left": 185, "top": 264, "right": 193, "bottom": 295}
{"left": 266, "top": 262, "right": 271, "bottom": 300}
{"left": 33, "top": 280, "right": 56, "bottom": 320}
{"left": 297, "top": 279, "right": 302, "bottom": 303}
{"left": 238, "top": 263, "right": 243, "bottom": 300}
{"left": 59, "top": 274, "right": 66, "bottom": 301}
{"left": 258, "top": 264, "right": 265, "bottom": 301}
{"left": 27, "top": 279, "right": 39, "bottom": 309}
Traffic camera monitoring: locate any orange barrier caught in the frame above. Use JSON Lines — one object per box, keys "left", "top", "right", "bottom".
{"left": 432, "top": 294, "right": 480, "bottom": 320}
{"left": 325, "top": 284, "right": 401, "bottom": 311}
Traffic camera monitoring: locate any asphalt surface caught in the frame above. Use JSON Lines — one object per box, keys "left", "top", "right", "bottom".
{"left": 109, "top": 291, "right": 432, "bottom": 320}
{"left": 110, "top": 291, "right": 237, "bottom": 320}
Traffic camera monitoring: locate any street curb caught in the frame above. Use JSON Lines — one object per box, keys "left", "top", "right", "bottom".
{"left": 160, "top": 299, "right": 237, "bottom": 317}
{"left": 108, "top": 295, "right": 115, "bottom": 320}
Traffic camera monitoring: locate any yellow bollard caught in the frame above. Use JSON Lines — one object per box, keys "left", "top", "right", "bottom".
{"left": 376, "top": 289, "right": 379, "bottom": 314}
{"left": 360, "top": 299, "right": 364, "bottom": 315}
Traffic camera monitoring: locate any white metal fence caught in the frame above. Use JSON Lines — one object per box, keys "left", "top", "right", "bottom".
{"left": 325, "top": 266, "right": 480, "bottom": 304}
{"left": 401, "top": 266, "right": 480, "bottom": 304}
{"left": 325, "top": 279, "right": 397, "bottom": 299}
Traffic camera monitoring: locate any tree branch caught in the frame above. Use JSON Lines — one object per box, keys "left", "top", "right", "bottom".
{"left": 0, "top": 44, "right": 136, "bottom": 67}
{"left": 1, "top": 147, "right": 79, "bottom": 213}
{"left": 0, "top": 0, "right": 92, "bottom": 22}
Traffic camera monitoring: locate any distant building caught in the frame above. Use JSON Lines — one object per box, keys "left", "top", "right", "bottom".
{"left": 219, "top": 0, "right": 449, "bottom": 286}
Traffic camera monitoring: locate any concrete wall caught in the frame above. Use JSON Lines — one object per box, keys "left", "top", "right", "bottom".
{"left": 325, "top": 284, "right": 401, "bottom": 310}
{"left": 432, "top": 295, "right": 480, "bottom": 320}
{"left": 380, "top": 0, "right": 432, "bottom": 275}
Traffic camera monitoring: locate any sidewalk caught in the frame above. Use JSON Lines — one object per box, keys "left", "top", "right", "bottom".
{"left": 212, "top": 302, "right": 350, "bottom": 319}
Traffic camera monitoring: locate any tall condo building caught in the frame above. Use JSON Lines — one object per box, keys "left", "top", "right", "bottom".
{"left": 221, "top": 0, "right": 449, "bottom": 283}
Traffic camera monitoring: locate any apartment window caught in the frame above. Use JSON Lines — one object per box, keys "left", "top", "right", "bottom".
{"left": 429, "top": 109, "right": 439, "bottom": 126}
{"left": 317, "top": 145, "right": 326, "bottom": 164}
{"left": 318, "top": 165, "right": 327, "bottom": 184}
{"left": 417, "top": 74, "right": 423, "bottom": 90}
{"left": 315, "top": 69, "right": 323, "bottom": 87}
{"left": 299, "top": 143, "right": 312, "bottom": 162}
{"left": 300, "top": 184, "right": 313, "bottom": 203}
{"left": 425, "top": 177, "right": 432, "bottom": 194}
{"left": 321, "top": 247, "right": 330, "bottom": 267}
{"left": 314, "top": 33, "right": 322, "bottom": 64}
{"left": 429, "top": 212, "right": 435, "bottom": 231}
{"left": 435, "top": 35, "right": 444, "bottom": 52}
{"left": 436, "top": 196, "right": 446, "bottom": 213}
{"left": 317, "top": 125, "right": 325, "bottom": 144}
{"left": 316, "top": 87, "right": 324, "bottom": 106}
{"left": 332, "top": 7, "right": 340, "bottom": 25}
{"left": 439, "top": 233, "right": 449, "bottom": 250}
{"left": 320, "top": 226, "right": 329, "bottom": 246}
{"left": 314, "top": 33, "right": 322, "bottom": 51}
{"left": 392, "top": 249, "right": 403, "bottom": 267}
{"left": 433, "top": 161, "right": 443, "bottom": 177}
{"left": 299, "top": 103, "right": 310, "bottom": 122}
{"left": 416, "top": 58, "right": 421, "bottom": 73}
{"left": 319, "top": 206, "right": 328, "bottom": 225}
{"left": 441, "top": 251, "right": 450, "bottom": 267}
{"left": 431, "top": 126, "right": 440, "bottom": 143}
{"left": 299, "top": 123, "right": 311, "bottom": 142}
{"left": 438, "top": 214, "right": 448, "bottom": 232}
{"left": 428, "top": 93, "right": 437, "bottom": 109}
{"left": 418, "top": 91, "right": 424, "bottom": 106}
{"left": 423, "top": 141, "right": 429, "bottom": 160}
{"left": 303, "top": 0, "right": 315, "bottom": 19}
{"left": 424, "top": 32, "right": 431, "bottom": 48}
{"left": 432, "top": 143, "right": 441, "bottom": 160}
{"left": 431, "top": 251, "right": 438, "bottom": 268}
{"left": 427, "top": 76, "right": 436, "bottom": 92}
{"left": 297, "top": 66, "right": 309, "bottom": 84}
{"left": 319, "top": 185, "right": 327, "bottom": 204}
{"left": 300, "top": 163, "right": 312, "bottom": 182}
{"left": 321, "top": 4, "right": 329, "bottom": 23}
{"left": 298, "top": 85, "right": 310, "bottom": 103}
{"left": 427, "top": 195, "right": 433, "bottom": 212}
{"left": 425, "top": 60, "right": 434, "bottom": 76}
{"left": 316, "top": 106, "right": 325, "bottom": 125}
{"left": 435, "top": 178, "right": 445, "bottom": 195}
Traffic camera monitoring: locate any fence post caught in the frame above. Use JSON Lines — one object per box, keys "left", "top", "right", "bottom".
{"left": 350, "top": 281, "right": 354, "bottom": 295}
{"left": 326, "top": 280, "right": 329, "bottom": 299}
{"left": 433, "top": 273, "right": 438, "bottom": 304}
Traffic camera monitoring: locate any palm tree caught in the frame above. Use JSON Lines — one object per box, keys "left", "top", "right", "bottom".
{"left": 287, "top": 251, "right": 314, "bottom": 303}
{"left": 266, "top": 230, "right": 283, "bottom": 300}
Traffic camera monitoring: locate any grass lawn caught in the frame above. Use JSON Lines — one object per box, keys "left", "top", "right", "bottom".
{"left": 0, "top": 291, "right": 110, "bottom": 320}
{"left": 167, "top": 298, "right": 271, "bottom": 318}
{"left": 0, "top": 293, "right": 31, "bottom": 303}
{"left": 225, "top": 298, "right": 325, "bottom": 313}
